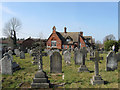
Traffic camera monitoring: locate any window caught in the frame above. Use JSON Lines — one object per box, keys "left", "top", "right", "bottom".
{"left": 51, "top": 41, "right": 56, "bottom": 47}
{"left": 66, "top": 39, "right": 71, "bottom": 42}
{"left": 65, "top": 45, "right": 67, "bottom": 49}
{"left": 62, "top": 45, "right": 64, "bottom": 49}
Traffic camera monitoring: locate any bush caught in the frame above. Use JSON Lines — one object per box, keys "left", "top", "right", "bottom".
{"left": 104, "top": 40, "right": 118, "bottom": 51}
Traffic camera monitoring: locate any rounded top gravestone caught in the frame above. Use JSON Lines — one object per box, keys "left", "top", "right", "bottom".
{"left": 50, "top": 51, "right": 62, "bottom": 73}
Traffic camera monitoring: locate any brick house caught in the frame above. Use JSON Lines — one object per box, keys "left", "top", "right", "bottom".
{"left": 47, "top": 26, "right": 95, "bottom": 50}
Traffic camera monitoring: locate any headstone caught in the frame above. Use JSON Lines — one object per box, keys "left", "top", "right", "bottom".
{"left": 8, "top": 50, "right": 13, "bottom": 61}
{"left": 31, "top": 47, "right": 50, "bottom": 88}
{"left": 1, "top": 53, "right": 21, "bottom": 75}
{"left": 90, "top": 50, "right": 94, "bottom": 57}
{"left": 29, "top": 50, "right": 33, "bottom": 56}
{"left": 90, "top": 51, "right": 104, "bottom": 85}
{"left": 74, "top": 49, "right": 83, "bottom": 65}
{"left": 117, "top": 52, "right": 120, "bottom": 62}
{"left": 1, "top": 54, "right": 12, "bottom": 75}
{"left": 78, "top": 47, "right": 89, "bottom": 72}
{"left": 27, "top": 49, "right": 30, "bottom": 54}
{"left": 20, "top": 51, "right": 25, "bottom": 59}
{"left": 106, "top": 51, "right": 118, "bottom": 71}
{"left": 47, "top": 50, "right": 53, "bottom": 57}
{"left": 50, "top": 52, "right": 62, "bottom": 73}
{"left": 15, "top": 49, "right": 20, "bottom": 57}
{"left": 63, "top": 50, "right": 71, "bottom": 65}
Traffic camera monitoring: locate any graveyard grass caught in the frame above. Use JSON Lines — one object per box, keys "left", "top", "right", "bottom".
{"left": 2, "top": 52, "right": 119, "bottom": 88}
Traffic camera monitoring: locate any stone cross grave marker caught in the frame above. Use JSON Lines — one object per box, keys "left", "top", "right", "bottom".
{"left": 106, "top": 51, "right": 118, "bottom": 71}
{"left": 78, "top": 47, "right": 89, "bottom": 72}
{"left": 63, "top": 50, "right": 71, "bottom": 65}
{"left": 50, "top": 51, "right": 62, "bottom": 73}
{"left": 90, "top": 51, "right": 104, "bottom": 85}
{"left": 31, "top": 46, "right": 50, "bottom": 88}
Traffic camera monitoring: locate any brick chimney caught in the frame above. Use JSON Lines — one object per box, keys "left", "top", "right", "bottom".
{"left": 64, "top": 27, "right": 67, "bottom": 33}
{"left": 80, "top": 31, "right": 83, "bottom": 36}
{"left": 52, "top": 26, "right": 56, "bottom": 33}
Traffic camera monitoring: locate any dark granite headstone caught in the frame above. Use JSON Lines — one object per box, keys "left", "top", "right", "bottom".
{"left": 50, "top": 52, "right": 62, "bottom": 73}
{"left": 117, "top": 52, "right": 120, "bottom": 62}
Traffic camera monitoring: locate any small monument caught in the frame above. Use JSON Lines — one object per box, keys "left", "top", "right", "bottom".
{"left": 31, "top": 47, "right": 50, "bottom": 88}
{"left": 78, "top": 47, "right": 89, "bottom": 72}
{"left": 50, "top": 52, "right": 62, "bottom": 73}
{"left": 106, "top": 51, "right": 118, "bottom": 71}
{"left": 90, "top": 51, "right": 104, "bottom": 85}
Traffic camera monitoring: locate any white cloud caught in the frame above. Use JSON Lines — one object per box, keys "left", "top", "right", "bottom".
{"left": 0, "top": 5, "right": 16, "bottom": 16}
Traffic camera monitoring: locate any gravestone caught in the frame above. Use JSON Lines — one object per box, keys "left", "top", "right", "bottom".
{"left": 106, "top": 51, "right": 118, "bottom": 71}
{"left": 47, "top": 50, "right": 53, "bottom": 57}
{"left": 90, "top": 51, "right": 104, "bottom": 85}
{"left": 90, "top": 50, "right": 94, "bottom": 57}
{"left": 78, "top": 47, "right": 89, "bottom": 72}
{"left": 29, "top": 50, "right": 33, "bottom": 56}
{"left": 50, "top": 52, "right": 62, "bottom": 73}
{"left": 15, "top": 49, "right": 20, "bottom": 57}
{"left": 117, "top": 52, "right": 120, "bottom": 62}
{"left": 31, "top": 47, "right": 50, "bottom": 88}
{"left": 27, "top": 49, "right": 30, "bottom": 54}
{"left": 63, "top": 50, "right": 71, "bottom": 65}
{"left": 8, "top": 50, "right": 13, "bottom": 61}
{"left": 74, "top": 49, "right": 83, "bottom": 65}
{"left": 1, "top": 54, "right": 13, "bottom": 75}
{"left": 20, "top": 51, "right": 25, "bottom": 59}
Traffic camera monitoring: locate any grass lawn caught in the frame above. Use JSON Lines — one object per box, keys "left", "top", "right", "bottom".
{"left": 2, "top": 51, "right": 119, "bottom": 88}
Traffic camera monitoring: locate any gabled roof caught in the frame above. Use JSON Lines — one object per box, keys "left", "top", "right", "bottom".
{"left": 59, "top": 32, "right": 79, "bottom": 42}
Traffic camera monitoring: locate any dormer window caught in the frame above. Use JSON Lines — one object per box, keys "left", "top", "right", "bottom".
{"left": 66, "top": 36, "right": 72, "bottom": 42}
{"left": 66, "top": 39, "right": 71, "bottom": 42}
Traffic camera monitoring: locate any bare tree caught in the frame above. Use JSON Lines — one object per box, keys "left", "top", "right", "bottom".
{"left": 103, "top": 34, "right": 115, "bottom": 43}
{"left": 3, "top": 17, "right": 21, "bottom": 49}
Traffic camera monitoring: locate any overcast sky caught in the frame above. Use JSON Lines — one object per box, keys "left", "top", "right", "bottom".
{"left": 1, "top": 2, "right": 118, "bottom": 43}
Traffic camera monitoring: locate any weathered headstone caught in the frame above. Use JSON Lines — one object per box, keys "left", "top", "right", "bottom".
{"left": 50, "top": 52, "right": 62, "bottom": 73}
{"left": 27, "top": 49, "right": 30, "bottom": 54}
{"left": 20, "top": 51, "right": 25, "bottom": 59}
{"left": 29, "top": 50, "right": 33, "bottom": 56}
{"left": 117, "top": 52, "right": 120, "bottom": 62}
{"left": 47, "top": 50, "right": 53, "bottom": 57}
{"left": 90, "top": 51, "right": 104, "bottom": 85}
{"left": 1, "top": 54, "right": 13, "bottom": 75}
{"left": 8, "top": 50, "right": 13, "bottom": 61}
{"left": 106, "top": 51, "right": 118, "bottom": 71}
{"left": 63, "top": 50, "right": 71, "bottom": 65}
{"left": 74, "top": 49, "right": 83, "bottom": 65}
{"left": 78, "top": 47, "right": 89, "bottom": 72}
{"left": 15, "top": 49, "right": 20, "bottom": 57}
{"left": 90, "top": 50, "right": 94, "bottom": 57}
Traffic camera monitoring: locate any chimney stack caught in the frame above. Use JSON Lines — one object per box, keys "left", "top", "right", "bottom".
{"left": 52, "top": 26, "right": 56, "bottom": 33}
{"left": 80, "top": 31, "right": 83, "bottom": 36}
{"left": 64, "top": 27, "right": 67, "bottom": 33}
